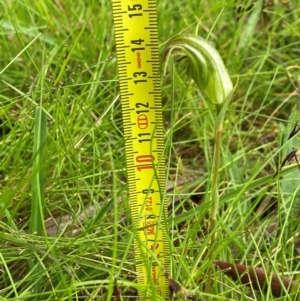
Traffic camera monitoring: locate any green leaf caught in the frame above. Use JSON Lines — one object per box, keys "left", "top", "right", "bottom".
{"left": 163, "top": 33, "right": 233, "bottom": 104}
{"left": 30, "top": 107, "right": 47, "bottom": 236}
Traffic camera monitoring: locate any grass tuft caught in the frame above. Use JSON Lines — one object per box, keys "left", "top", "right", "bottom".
{"left": 1, "top": 1, "right": 300, "bottom": 300}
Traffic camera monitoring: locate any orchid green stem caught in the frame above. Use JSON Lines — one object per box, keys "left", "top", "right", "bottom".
{"left": 211, "top": 104, "right": 222, "bottom": 233}
{"left": 206, "top": 101, "right": 229, "bottom": 293}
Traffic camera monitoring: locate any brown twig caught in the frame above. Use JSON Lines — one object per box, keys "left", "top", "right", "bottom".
{"left": 214, "top": 260, "right": 299, "bottom": 297}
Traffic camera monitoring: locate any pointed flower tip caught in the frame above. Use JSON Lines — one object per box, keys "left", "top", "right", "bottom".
{"left": 163, "top": 33, "right": 233, "bottom": 104}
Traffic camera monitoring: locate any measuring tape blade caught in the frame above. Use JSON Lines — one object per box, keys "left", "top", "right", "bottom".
{"left": 111, "top": 0, "right": 170, "bottom": 299}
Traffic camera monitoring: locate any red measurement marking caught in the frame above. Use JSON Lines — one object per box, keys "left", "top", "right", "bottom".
{"left": 150, "top": 243, "right": 159, "bottom": 250}
{"left": 144, "top": 221, "right": 155, "bottom": 235}
{"left": 145, "top": 196, "right": 152, "bottom": 211}
{"left": 137, "top": 165, "right": 153, "bottom": 172}
{"left": 136, "top": 154, "right": 154, "bottom": 163}
{"left": 137, "top": 114, "right": 148, "bottom": 129}
{"left": 152, "top": 265, "right": 159, "bottom": 284}
{"left": 150, "top": 243, "right": 160, "bottom": 258}
{"left": 136, "top": 52, "right": 141, "bottom": 68}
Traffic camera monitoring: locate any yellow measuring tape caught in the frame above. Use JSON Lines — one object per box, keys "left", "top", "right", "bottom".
{"left": 111, "top": 0, "right": 170, "bottom": 299}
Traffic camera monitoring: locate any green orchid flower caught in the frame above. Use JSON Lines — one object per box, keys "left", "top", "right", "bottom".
{"left": 163, "top": 33, "right": 233, "bottom": 104}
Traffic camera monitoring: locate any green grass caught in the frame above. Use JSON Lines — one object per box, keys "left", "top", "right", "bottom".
{"left": 1, "top": 0, "right": 300, "bottom": 300}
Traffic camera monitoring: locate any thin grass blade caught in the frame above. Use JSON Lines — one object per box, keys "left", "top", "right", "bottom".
{"left": 30, "top": 107, "right": 47, "bottom": 236}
